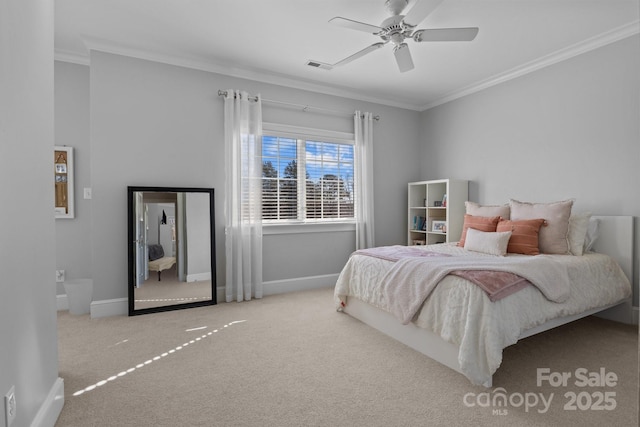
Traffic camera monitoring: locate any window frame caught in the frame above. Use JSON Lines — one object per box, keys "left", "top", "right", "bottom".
{"left": 262, "top": 122, "right": 356, "bottom": 227}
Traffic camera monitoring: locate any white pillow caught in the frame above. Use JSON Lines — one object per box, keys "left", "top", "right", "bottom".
{"left": 584, "top": 217, "right": 600, "bottom": 252}
{"left": 464, "top": 227, "right": 512, "bottom": 256}
{"left": 568, "top": 212, "right": 591, "bottom": 256}
{"left": 465, "top": 201, "right": 510, "bottom": 219}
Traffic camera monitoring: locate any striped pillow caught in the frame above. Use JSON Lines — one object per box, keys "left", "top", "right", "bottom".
{"left": 496, "top": 218, "right": 546, "bottom": 255}
{"left": 457, "top": 214, "right": 501, "bottom": 247}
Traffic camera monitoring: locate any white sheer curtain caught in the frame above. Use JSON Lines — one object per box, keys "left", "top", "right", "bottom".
{"left": 223, "top": 90, "right": 263, "bottom": 302}
{"left": 354, "top": 111, "right": 375, "bottom": 250}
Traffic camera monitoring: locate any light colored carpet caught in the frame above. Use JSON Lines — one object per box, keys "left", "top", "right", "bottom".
{"left": 56, "top": 287, "right": 638, "bottom": 426}
{"left": 134, "top": 264, "right": 212, "bottom": 310}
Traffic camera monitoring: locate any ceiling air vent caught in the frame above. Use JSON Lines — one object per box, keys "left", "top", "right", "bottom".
{"left": 306, "top": 60, "right": 332, "bottom": 70}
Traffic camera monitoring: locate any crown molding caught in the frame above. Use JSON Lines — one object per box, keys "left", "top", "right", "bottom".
{"left": 420, "top": 20, "right": 640, "bottom": 111}
{"left": 53, "top": 20, "right": 639, "bottom": 113}
{"left": 70, "top": 36, "right": 419, "bottom": 111}
{"left": 54, "top": 48, "right": 90, "bottom": 66}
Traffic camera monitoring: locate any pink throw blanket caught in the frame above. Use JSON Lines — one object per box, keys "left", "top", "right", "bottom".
{"left": 450, "top": 270, "right": 531, "bottom": 302}
{"left": 354, "top": 245, "right": 531, "bottom": 302}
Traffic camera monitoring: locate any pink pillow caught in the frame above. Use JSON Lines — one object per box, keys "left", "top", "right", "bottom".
{"left": 457, "top": 214, "right": 501, "bottom": 247}
{"left": 496, "top": 218, "right": 546, "bottom": 255}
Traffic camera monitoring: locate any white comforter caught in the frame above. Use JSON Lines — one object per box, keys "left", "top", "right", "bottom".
{"left": 334, "top": 243, "right": 631, "bottom": 386}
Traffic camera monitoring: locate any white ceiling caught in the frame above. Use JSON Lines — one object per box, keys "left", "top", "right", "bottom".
{"left": 54, "top": 0, "right": 639, "bottom": 111}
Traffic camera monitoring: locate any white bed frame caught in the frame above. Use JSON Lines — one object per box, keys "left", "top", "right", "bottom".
{"left": 342, "top": 216, "right": 635, "bottom": 387}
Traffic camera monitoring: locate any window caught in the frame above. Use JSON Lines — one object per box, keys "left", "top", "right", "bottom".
{"left": 262, "top": 124, "right": 355, "bottom": 223}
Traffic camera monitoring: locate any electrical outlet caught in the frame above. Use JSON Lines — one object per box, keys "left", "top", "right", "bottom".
{"left": 56, "top": 270, "right": 65, "bottom": 283}
{"left": 4, "top": 385, "right": 16, "bottom": 427}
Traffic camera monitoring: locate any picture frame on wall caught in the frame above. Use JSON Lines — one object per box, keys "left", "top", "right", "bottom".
{"left": 54, "top": 146, "right": 75, "bottom": 219}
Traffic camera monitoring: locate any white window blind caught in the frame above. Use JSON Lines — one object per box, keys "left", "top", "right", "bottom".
{"left": 262, "top": 123, "right": 355, "bottom": 223}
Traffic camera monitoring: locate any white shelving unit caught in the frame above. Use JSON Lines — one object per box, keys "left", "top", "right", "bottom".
{"left": 408, "top": 179, "right": 468, "bottom": 245}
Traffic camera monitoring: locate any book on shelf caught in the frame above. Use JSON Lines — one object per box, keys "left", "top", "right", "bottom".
{"left": 412, "top": 215, "right": 426, "bottom": 231}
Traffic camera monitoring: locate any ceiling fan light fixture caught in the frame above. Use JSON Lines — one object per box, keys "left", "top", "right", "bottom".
{"left": 384, "top": 0, "right": 408, "bottom": 16}
{"left": 390, "top": 32, "right": 405, "bottom": 45}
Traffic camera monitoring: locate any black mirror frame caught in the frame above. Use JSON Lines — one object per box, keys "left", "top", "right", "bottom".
{"left": 127, "top": 186, "right": 217, "bottom": 316}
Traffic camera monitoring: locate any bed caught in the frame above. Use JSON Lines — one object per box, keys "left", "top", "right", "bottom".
{"left": 334, "top": 214, "right": 634, "bottom": 387}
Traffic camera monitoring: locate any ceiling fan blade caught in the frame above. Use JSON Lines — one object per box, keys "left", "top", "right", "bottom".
{"left": 402, "top": 0, "right": 444, "bottom": 27}
{"left": 334, "top": 42, "right": 387, "bottom": 67}
{"left": 329, "top": 17, "right": 382, "bottom": 34}
{"left": 393, "top": 43, "right": 414, "bottom": 72}
{"left": 413, "top": 27, "right": 479, "bottom": 42}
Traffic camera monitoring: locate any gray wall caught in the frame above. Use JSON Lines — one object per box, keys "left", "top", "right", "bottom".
{"left": 90, "top": 52, "right": 218, "bottom": 302}
{"left": 146, "top": 203, "right": 165, "bottom": 246}
{"left": 83, "top": 51, "right": 420, "bottom": 304}
{"left": 420, "top": 35, "right": 640, "bottom": 306}
{"left": 185, "top": 193, "right": 211, "bottom": 278}
{"left": 0, "top": 0, "right": 62, "bottom": 425}
{"left": 54, "top": 61, "right": 92, "bottom": 292}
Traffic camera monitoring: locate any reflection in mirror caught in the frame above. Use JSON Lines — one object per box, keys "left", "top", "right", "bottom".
{"left": 128, "top": 186, "right": 216, "bottom": 315}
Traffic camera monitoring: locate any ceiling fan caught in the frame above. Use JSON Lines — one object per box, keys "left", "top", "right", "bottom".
{"left": 307, "top": 0, "right": 479, "bottom": 73}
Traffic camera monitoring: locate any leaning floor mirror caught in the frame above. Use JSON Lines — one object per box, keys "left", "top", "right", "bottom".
{"left": 128, "top": 186, "right": 216, "bottom": 315}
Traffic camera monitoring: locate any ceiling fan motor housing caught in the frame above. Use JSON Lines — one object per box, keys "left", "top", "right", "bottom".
{"left": 379, "top": 15, "right": 413, "bottom": 45}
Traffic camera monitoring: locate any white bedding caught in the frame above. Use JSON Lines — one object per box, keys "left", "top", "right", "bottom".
{"left": 334, "top": 243, "right": 632, "bottom": 386}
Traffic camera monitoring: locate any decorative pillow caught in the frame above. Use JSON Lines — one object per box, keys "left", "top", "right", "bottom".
{"left": 457, "top": 214, "right": 501, "bottom": 247}
{"left": 148, "top": 244, "right": 165, "bottom": 261}
{"left": 464, "top": 228, "right": 512, "bottom": 256}
{"left": 465, "top": 201, "right": 510, "bottom": 219}
{"left": 509, "top": 199, "right": 573, "bottom": 254}
{"left": 584, "top": 217, "right": 600, "bottom": 252}
{"left": 567, "top": 212, "right": 592, "bottom": 256}
{"left": 496, "top": 218, "right": 546, "bottom": 255}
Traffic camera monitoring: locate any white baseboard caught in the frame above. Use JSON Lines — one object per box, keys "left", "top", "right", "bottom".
{"left": 216, "top": 286, "right": 225, "bottom": 303}
{"left": 216, "top": 273, "right": 338, "bottom": 302}
{"left": 57, "top": 294, "right": 127, "bottom": 318}
{"left": 89, "top": 297, "right": 128, "bottom": 318}
{"left": 56, "top": 294, "right": 68, "bottom": 311}
{"left": 60, "top": 275, "right": 338, "bottom": 317}
{"left": 262, "top": 273, "right": 338, "bottom": 296}
{"left": 187, "top": 272, "right": 211, "bottom": 282}
{"left": 30, "top": 377, "right": 64, "bottom": 427}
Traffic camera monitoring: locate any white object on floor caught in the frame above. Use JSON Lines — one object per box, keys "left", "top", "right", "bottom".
{"left": 64, "top": 279, "right": 93, "bottom": 315}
